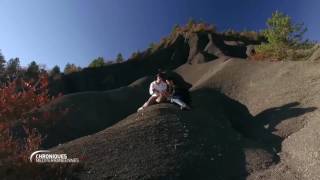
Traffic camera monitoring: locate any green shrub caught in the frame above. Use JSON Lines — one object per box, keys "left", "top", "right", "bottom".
{"left": 256, "top": 11, "right": 313, "bottom": 60}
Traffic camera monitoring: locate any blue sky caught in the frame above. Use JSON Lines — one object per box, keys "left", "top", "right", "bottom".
{"left": 0, "top": 0, "right": 319, "bottom": 69}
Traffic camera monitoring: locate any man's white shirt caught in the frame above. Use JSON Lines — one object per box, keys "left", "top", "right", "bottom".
{"left": 149, "top": 81, "right": 167, "bottom": 96}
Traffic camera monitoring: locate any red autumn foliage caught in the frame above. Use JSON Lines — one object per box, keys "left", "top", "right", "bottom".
{"left": 0, "top": 75, "right": 54, "bottom": 161}
{"left": 0, "top": 74, "right": 83, "bottom": 179}
{"left": 0, "top": 75, "right": 53, "bottom": 124}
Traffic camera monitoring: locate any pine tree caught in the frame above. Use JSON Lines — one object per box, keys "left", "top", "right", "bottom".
{"left": 256, "top": 11, "right": 310, "bottom": 60}
{"left": 89, "top": 57, "right": 106, "bottom": 68}
{"left": 26, "top": 61, "right": 40, "bottom": 79}
{"left": 64, "top": 63, "right": 80, "bottom": 74}
{"left": 50, "top": 65, "right": 61, "bottom": 75}
{"left": 116, "top": 53, "right": 124, "bottom": 63}
{"left": 6, "top": 58, "right": 20, "bottom": 77}
{"left": 0, "top": 51, "right": 5, "bottom": 73}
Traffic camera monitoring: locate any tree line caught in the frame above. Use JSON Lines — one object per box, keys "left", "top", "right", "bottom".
{"left": 0, "top": 52, "right": 125, "bottom": 85}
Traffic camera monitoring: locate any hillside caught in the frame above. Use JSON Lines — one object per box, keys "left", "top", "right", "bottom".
{"left": 49, "top": 29, "right": 260, "bottom": 95}
{"left": 45, "top": 57, "right": 320, "bottom": 180}
{"left": 23, "top": 30, "right": 320, "bottom": 179}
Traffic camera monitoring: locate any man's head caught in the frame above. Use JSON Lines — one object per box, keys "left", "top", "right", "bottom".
{"left": 165, "top": 77, "right": 174, "bottom": 85}
{"left": 156, "top": 73, "right": 165, "bottom": 83}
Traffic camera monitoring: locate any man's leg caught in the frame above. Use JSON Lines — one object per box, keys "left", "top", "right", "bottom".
{"left": 156, "top": 94, "right": 167, "bottom": 103}
{"left": 138, "top": 96, "right": 158, "bottom": 112}
{"left": 144, "top": 96, "right": 157, "bottom": 107}
{"left": 171, "top": 98, "right": 191, "bottom": 110}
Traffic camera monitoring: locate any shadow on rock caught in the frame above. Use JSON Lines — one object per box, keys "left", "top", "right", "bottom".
{"left": 252, "top": 102, "right": 317, "bottom": 152}
{"left": 221, "top": 97, "right": 316, "bottom": 154}
{"left": 183, "top": 88, "right": 316, "bottom": 179}
{"left": 178, "top": 88, "right": 249, "bottom": 180}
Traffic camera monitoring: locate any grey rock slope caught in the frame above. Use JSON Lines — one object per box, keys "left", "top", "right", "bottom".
{"left": 39, "top": 57, "right": 320, "bottom": 180}
{"left": 33, "top": 31, "right": 320, "bottom": 179}
{"left": 177, "top": 58, "right": 320, "bottom": 180}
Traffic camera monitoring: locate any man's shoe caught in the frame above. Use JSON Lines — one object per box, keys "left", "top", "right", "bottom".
{"left": 137, "top": 107, "right": 144, "bottom": 112}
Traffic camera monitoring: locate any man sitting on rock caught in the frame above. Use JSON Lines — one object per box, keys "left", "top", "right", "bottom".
{"left": 137, "top": 73, "right": 167, "bottom": 112}
{"left": 165, "top": 77, "right": 191, "bottom": 110}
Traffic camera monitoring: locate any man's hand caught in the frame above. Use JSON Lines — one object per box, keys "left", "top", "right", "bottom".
{"left": 153, "top": 89, "right": 160, "bottom": 94}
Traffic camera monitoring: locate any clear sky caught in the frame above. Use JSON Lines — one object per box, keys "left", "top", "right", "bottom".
{"left": 0, "top": 0, "right": 319, "bottom": 69}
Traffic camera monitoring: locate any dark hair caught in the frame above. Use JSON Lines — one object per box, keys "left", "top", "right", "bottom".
{"left": 166, "top": 76, "right": 174, "bottom": 81}
{"left": 166, "top": 76, "right": 175, "bottom": 83}
{"left": 156, "top": 72, "right": 166, "bottom": 80}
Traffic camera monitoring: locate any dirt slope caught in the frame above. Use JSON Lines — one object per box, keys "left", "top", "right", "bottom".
{"left": 25, "top": 55, "right": 319, "bottom": 180}
{"left": 53, "top": 89, "right": 277, "bottom": 180}
{"left": 176, "top": 58, "right": 320, "bottom": 179}
{"left": 28, "top": 82, "right": 151, "bottom": 148}
{"left": 27, "top": 57, "right": 319, "bottom": 180}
